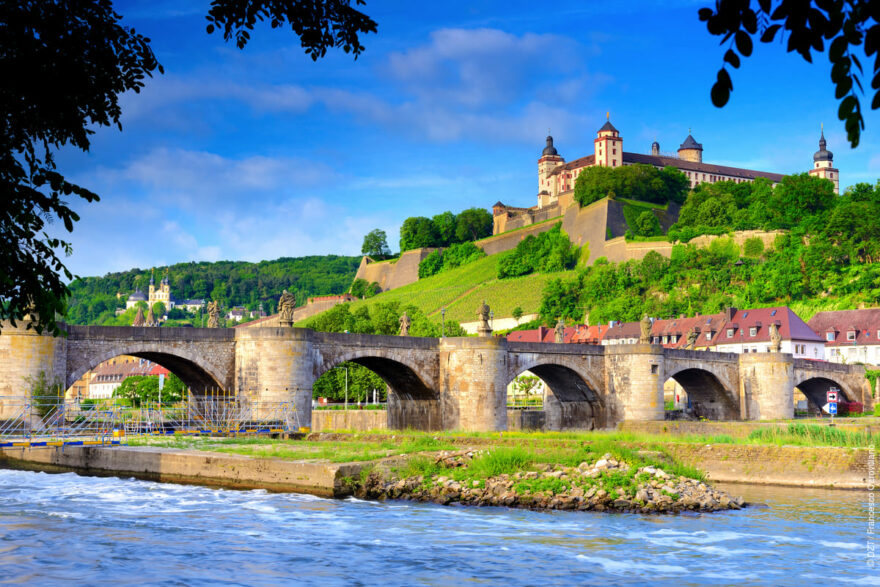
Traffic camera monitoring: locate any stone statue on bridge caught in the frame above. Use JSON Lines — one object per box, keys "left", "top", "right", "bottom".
{"left": 686, "top": 328, "right": 698, "bottom": 350}
{"left": 133, "top": 306, "right": 145, "bottom": 327}
{"left": 206, "top": 300, "right": 220, "bottom": 328}
{"left": 769, "top": 322, "right": 782, "bottom": 353}
{"left": 278, "top": 290, "right": 296, "bottom": 327}
{"left": 477, "top": 300, "right": 492, "bottom": 337}
{"left": 639, "top": 314, "right": 652, "bottom": 344}
{"left": 398, "top": 311, "right": 411, "bottom": 336}
{"left": 554, "top": 318, "right": 565, "bottom": 343}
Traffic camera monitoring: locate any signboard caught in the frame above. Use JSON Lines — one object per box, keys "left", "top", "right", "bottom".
{"left": 827, "top": 390, "right": 839, "bottom": 403}
{"left": 822, "top": 402, "right": 838, "bottom": 415}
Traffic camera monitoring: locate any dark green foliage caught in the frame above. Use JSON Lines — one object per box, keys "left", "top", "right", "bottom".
{"left": 399, "top": 216, "right": 440, "bottom": 251}
{"left": 400, "top": 208, "right": 493, "bottom": 252}
{"left": 418, "top": 242, "right": 486, "bottom": 278}
{"left": 113, "top": 374, "right": 185, "bottom": 407}
{"left": 66, "top": 256, "right": 360, "bottom": 325}
{"left": 350, "top": 278, "right": 381, "bottom": 299}
{"left": 1, "top": 0, "right": 162, "bottom": 335}
{"left": 573, "top": 164, "right": 689, "bottom": 208}
{"left": 361, "top": 229, "right": 391, "bottom": 258}
{"left": 539, "top": 180, "right": 880, "bottom": 325}
{"left": 312, "top": 362, "right": 386, "bottom": 403}
{"left": 699, "top": 0, "right": 879, "bottom": 147}
{"left": 206, "top": 0, "right": 378, "bottom": 59}
{"left": 634, "top": 211, "right": 662, "bottom": 237}
{"left": 669, "top": 174, "right": 837, "bottom": 241}
{"left": 454, "top": 208, "right": 493, "bottom": 242}
{"left": 497, "top": 224, "right": 578, "bottom": 279}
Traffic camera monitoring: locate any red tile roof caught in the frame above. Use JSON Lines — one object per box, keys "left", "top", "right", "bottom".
{"left": 709, "top": 306, "right": 822, "bottom": 345}
{"left": 507, "top": 326, "right": 578, "bottom": 343}
{"left": 650, "top": 313, "right": 726, "bottom": 348}
{"left": 808, "top": 309, "right": 880, "bottom": 347}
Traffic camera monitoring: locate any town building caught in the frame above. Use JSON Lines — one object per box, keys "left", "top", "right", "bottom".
{"left": 125, "top": 270, "right": 205, "bottom": 313}
{"left": 807, "top": 308, "right": 880, "bottom": 365}
{"left": 708, "top": 307, "right": 824, "bottom": 359}
{"left": 86, "top": 356, "right": 164, "bottom": 399}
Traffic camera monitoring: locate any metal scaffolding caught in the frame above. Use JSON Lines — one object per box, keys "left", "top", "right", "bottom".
{"left": 0, "top": 390, "right": 306, "bottom": 447}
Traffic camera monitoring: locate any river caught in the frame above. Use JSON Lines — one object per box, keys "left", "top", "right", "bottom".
{"left": 0, "top": 467, "right": 874, "bottom": 585}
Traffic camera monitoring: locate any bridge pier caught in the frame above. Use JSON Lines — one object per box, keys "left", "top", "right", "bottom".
{"left": 604, "top": 344, "right": 665, "bottom": 424}
{"left": 439, "top": 337, "right": 508, "bottom": 431}
{"left": 0, "top": 321, "right": 67, "bottom": 421}
{"left": 738, "top": 353, "right": 794, "bottom": 420}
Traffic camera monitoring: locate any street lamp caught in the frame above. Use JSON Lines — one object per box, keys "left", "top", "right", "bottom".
{"left": 441, "top": 308, "right": 446, "bottom": 338}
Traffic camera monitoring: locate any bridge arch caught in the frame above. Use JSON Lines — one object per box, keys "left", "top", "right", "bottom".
{"left": 795, "top": 376, "right": 857, "bottom": 410}
{"left": 665, "top": 366, "right": 740, "bottom": 420}
{"left": 508, "top": 360, "right": 605, "bottom": 430}
{"left": 314, "top": 351, "right": 440, "bottom": 431}
{"left": 67, "top": 346, "right": 227, "bottom": 394}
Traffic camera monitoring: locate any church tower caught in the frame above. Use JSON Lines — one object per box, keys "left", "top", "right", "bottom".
{"left": 538, "top": 134, "right": 564, "bottom": 204}
{"left": 594, "top": 114, "right": 622, "bottom": 167}
{"left": 148, "top": 268, "right": 156, "bottom": 304}
{"left": 808, "top": 126, "right": 839, "bottom": 194}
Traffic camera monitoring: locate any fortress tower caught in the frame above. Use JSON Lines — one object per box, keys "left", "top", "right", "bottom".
{"left": 537, "top": 134, "right": 565, "bottom": 205}
{"left": 677, "top": 132, "right": 703, "bottom": 162}
{"left": 808, "top": 127, "right": 839, "bottom": 194}
{"left": 594, "top": 114, "right": 622, "bottom": 168}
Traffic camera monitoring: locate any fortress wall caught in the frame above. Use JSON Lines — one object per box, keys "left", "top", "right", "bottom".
{"left": 561, "top": 198, "right": 612, "bottom": 263}
{"left": 688, "top": 229, "right": 783, "bottom": 250}
{"left": 476, "top": 219, "right": 561, "bottom": 256}
{"left": 353, "top": 248, "right": 437, "bottom": 292}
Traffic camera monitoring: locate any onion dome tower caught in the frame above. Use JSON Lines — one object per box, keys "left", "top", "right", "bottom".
{"left": 808, "top": 125, "right": 839, "bottom": 194}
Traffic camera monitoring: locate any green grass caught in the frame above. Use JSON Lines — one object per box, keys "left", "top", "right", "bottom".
{"left": 327, "top": 253, "right": 569, "bottom": 324}
{"left": 747, "top": 423, "right": 879, "bottom": 448}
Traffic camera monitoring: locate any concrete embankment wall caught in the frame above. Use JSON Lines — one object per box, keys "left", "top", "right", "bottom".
{"left": 655, "top": 443, "right": 869, "bottom": 489}
{"left": 0, "top": 445, "right": 363, "bottom": 497}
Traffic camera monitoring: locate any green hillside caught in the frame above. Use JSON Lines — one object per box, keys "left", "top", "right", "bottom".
{"left": 67, "top": 255, "right": 360, "bottom": 325}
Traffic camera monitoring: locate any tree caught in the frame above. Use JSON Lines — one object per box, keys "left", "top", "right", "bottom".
{"left": 206, "top": 0, "right": 377, "bottom": 59}
{"left": 699, "top": 0, "right": 880, "bottom": 147}
{"left": 113, "top": 374, "right": 185, "bottom": 407}
{"left": 361, "top": 228, "right": 390, "bottom": 258}
{"left": 635, "top": 211, "right": 662, "bottom": 236}
{"left": 399, "top": 216, "right": 440, "bottom": 251}
{"left": 3, "top": 0, "right": 377, "bottom": 336}
{"left": 454, "top": 208, "right": 493, "bottom": 242}
{"left": 432, "top": 211, "right": 457, "bottom": 245}
{"left": 1, "top": 1, "right": 161, "bottom": 335}
{"left": 152, "top": 302, "right": 166, "bottom": 318}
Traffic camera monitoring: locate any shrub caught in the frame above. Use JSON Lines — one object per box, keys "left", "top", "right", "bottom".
{"left": 497, "top": 224, "right": 578, "bottom": 278}
{"left": 743, "top": 237, "right": 765, "bottom": 258}
{"left": 418, "top": 242, "right": 486, "bottom": 278}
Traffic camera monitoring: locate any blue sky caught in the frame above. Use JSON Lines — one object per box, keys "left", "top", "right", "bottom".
{"left": 58, "top": 0, "right": 880, "bottom": 278}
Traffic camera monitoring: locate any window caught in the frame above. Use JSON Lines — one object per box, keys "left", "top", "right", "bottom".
{"left": 652, "top": 336, "right": 659, "bottom": 344}
{"left": 847, "top": 331, "right": 856, "bottom": 341}
{"left": 770, "top": 309, "right": 777, "bottom": 316}
{"left": 671, "top": 335, "right": 677, "bottom": 343}
{"left": 727, "top": 328, "right": 734, "bottom": 338}
{"left": 613, "top": 149, "right": 616, "bottom": 155}
{"left": 830, "top": 172, "right": 834, "bottom": 178}
{"left": 662, "top": 336, "right": 668, "bottom": 344}
{"left": 749, "top": 327, "right": 757, "bottom": 336}
{"left": 826, "top": 332, "right": 835, "bottom": 341}
{"left": 650, "top": 364, "right": 658, "bottom": 375}
{"left": 706, "top": 332, "right": 712, "bottom": 340}
{"left": 613, "top": 161, "right": 617, "bottom": 167}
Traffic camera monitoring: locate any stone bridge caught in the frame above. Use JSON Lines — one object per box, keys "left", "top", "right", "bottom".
{"left": 0, "top": 323, "right": 872, "bottom": 431}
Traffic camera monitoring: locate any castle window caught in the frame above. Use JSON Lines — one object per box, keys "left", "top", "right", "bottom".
{"left": 613, "top": 161, "right": 617, "bottom": 167}
{"left": 830, "top": 172, "right": 834, "bottom": 178}
{"left": 613, "top": 149, "right": 616, "bottom": 155}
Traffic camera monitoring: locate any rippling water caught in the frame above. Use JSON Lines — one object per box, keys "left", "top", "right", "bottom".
{"left": 0, "top": 467, "right": 874, "bottom": 585}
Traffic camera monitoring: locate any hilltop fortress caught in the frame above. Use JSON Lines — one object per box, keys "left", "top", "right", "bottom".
{"left": 356, "top": 118, "right": 838, "bottom": 293}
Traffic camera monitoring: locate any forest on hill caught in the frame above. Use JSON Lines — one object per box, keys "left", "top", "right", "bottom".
{"left": 66, "top": 255, "right": 360, "bottom": 325}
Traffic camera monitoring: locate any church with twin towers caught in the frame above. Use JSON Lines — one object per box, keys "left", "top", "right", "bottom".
{"left": 534, "top": 116, "right": 839, "bottom": 211}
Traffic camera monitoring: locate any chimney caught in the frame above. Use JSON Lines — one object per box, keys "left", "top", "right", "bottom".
{"left": 726, "top": 306, "right": 738, "bottom": 321}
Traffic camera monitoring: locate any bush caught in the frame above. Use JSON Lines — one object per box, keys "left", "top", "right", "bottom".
{"left": 350, "top": 278, "right": 381, "bottom": 298}
{"left": 743, "top": 237, "right": 765, "bottom": 258}
{"left": 635, "top": 210, "right": 662, "bottom": 236}
{"left": 418, "top": 242, "right": 486, "bottom": 278}
{"left": 497, "top": 224, "right": 578, "bottom": 278}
